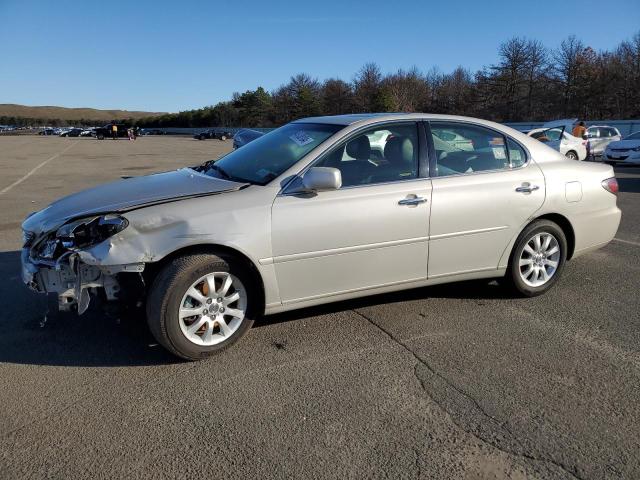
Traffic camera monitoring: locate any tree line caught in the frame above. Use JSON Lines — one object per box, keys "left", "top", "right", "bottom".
{"left": 0, "top": 116, "right": 137, "bottom": 128}
{"left": 6, "top": 32, "right": 639, "bottom": 129}
{"left": 137, "top": 32, "right": 639, "bottom": 128}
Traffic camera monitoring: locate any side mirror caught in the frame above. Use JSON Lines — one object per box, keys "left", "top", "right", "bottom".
{"left": 302, "top": 167, "right": 342, "bottom": 192}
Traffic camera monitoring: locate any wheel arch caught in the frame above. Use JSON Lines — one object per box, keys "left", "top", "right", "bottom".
{"left": 143, "top": 243, "right": 266, "bottom": 313}
{"left": 530, "top": 213, "right": 576, "bottom": 260}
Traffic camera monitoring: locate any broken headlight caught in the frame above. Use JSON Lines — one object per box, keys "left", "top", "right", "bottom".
{"left": 56, "top": 214, "right": 129, "bottom": 249}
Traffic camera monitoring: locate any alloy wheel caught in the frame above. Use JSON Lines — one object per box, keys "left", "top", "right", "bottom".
{"left": 518, "top": 232, "right": 561, "bottom": 287}
{"left": 178, "top": 272, "right": 247, "bottom": 346}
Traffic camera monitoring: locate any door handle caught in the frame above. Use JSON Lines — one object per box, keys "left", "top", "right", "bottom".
{"left": 398, "top": 196, "right": 427, "bottom": 206}
{"left": 515, "top": 183, "right": 540, "bottom": 194}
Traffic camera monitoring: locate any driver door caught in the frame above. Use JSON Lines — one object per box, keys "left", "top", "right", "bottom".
{"left": 270, "top": 122, "right": 431, "bottom": 304}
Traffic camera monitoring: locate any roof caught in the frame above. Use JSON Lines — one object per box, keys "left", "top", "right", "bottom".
{"left": 294, "top": 113, "right": 397, "bottom": 125}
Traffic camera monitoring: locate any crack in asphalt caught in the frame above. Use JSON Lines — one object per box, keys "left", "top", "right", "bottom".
{"left": 352, "top": 309, "right": 585, "bottom": 480}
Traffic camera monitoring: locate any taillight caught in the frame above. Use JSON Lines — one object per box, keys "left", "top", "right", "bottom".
{"left": 601, "top": 177, "right": 619, "bottom": 195}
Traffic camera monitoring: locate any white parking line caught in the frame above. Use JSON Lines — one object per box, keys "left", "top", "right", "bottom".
{"left": 0, "top": 141, "right": 78, "bottom": 195}
{"left": 613, "top": 237, "right": 640, "bottom": 247}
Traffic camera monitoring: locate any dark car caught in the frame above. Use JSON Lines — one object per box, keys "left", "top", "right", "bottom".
{"left": 60, "top": 128, "right": 83, "bottom": 137}
{"left": 38, "top": 128, "right": 58, "bottom": 136}
{"left": 194, "top": 128, "right": 233, "bottom": 141}
{"left": 140, "top": 129, "right": 166, "bottom": 136}
{"left": 232, "top": 128, "right": 264, "bottom": 149}
{"left": 94, "top": 124, "right": 129, "bottom": 140}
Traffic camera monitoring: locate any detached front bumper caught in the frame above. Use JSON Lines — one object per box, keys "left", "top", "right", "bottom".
{"left": 21, "top": 248, "right": 42, "bottom": 292}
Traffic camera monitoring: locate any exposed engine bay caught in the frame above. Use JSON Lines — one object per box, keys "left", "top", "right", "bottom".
{"left": 22, "top": 214, "right": 144, "bottom": 314}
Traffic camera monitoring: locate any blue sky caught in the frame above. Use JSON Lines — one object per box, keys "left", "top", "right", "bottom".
{"left": 1, "top": 0, "right": 638, "bottom": 112}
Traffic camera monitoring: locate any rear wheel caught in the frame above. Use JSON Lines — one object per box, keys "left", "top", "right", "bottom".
{"left": 506, "top": 220, "right": 567, "bottom": 297}
{"left": 97, "top": 133, "right": 104, "bottom": 140}
{"left": 146, "top": 253, "right": 257, "bottom": 360}
{"left": 220, "top": 135, "right": 227, "bottom": 141}
{"left": 565, "top": 150, "right": 578, "bottom": 160}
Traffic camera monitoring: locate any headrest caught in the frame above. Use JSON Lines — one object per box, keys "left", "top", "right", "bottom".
{"left": 346, "top": 135, "right": 371, "bottom": 160}
{"left": 384, "top": 136, "right": 415, "bottom": 165}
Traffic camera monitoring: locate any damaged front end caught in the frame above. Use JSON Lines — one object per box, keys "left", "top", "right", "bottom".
{"left": 21, "top": 214, "right": 144, "bottom": 314}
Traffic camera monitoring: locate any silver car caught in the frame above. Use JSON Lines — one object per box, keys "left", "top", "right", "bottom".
{"left": 21, "top": 114, "right": 621, "bottom": 360}
{"left": 586, "top": 125, "right": 622, "bottom": 157}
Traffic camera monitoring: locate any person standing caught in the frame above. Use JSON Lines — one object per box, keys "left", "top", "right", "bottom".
{"left": 572, "top": 121, "right": 586, "bottom": 138}
{"left": 111, "top": 123, "right": 118, "bottom": 140}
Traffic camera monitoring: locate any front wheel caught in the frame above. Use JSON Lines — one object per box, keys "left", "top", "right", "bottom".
{"left": 220, "top": 135, "right": 227, "bottom": 141}
{"left": 146, "top": 253, "right": 257, "bottom": 360}
{"left": 506, "top": 220, "right": 567, "bottom": 297}
{"left": 565, "top": 151, "right": 578, "bottom": 160}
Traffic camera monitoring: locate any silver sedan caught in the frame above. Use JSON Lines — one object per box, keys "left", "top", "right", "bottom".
{"left": 21, "top": 114, "right": 621, "bottom": 359}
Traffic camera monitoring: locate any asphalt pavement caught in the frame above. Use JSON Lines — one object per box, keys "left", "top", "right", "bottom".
{"left": 0, "top": 136, "right": 638, "bottom": 479}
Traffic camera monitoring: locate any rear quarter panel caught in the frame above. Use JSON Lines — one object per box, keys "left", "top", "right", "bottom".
{"left": 536, "top": 157, "right": 620, "bottom": 256}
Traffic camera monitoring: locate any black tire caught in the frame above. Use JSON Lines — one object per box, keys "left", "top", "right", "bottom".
{"left": 565, "top": 150, "right": 578, "bottom": 160}
{"left": 146, "top": 253, "right": 257, "bottom": 360}
{"left": 220, "top": 135, "right": 227, "bottom": 141}
{"left": 506, "top": 219, "right": 568, "bottom": 297}
{"left": 97, "top": 133, "right": 104, "bottom": 140}
{"left": 197, "top": 135, "right": 204, "bottom": 140}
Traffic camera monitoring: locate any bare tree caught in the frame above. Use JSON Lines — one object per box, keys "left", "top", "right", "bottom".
{"left": 353, "top": 62, "right": 383, "bottom": 112}
{"left": 553, "top": 35, "right": 586, "bottom": 116}
{"left": 321, "top": 79, "right": 354, "bottom": 115}
{"left": 381, "top": 67, "right": 430, "bottom": 112}
{"left": 524, "top": 39, "right": 549, "bottom": 119}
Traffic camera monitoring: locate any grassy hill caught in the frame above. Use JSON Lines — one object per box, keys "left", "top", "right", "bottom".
{"left": 0, "top": 104, "right": 166, "bottom": 122}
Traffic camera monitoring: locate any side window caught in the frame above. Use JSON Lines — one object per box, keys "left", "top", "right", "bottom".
{"left": 315, "top": 123, "right": 419, "bottom": 187}
{"left": 588, "top": 128, "right": 599, "bottom": 138}
{"left": 430, "top": 122, "right": 511, "bottom": 176}
{"left": 506, "top": 138, "right": 526, "bottom": 168}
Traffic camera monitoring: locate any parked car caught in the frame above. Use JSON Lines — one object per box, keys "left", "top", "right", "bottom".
{"left": 586, "top": 125, "right": 622, "bottom": 157}
{"left": 79, "top": 128, "right": 95, "bottom": 137}
{"left": 21, "top": 113, "right": 620, "bottom": 360}
{"left": 94, "top": 124, "right": 129, "bottom": 140}
{"left": 194, "top": 129, "right": 233, "bottom": 141}
{"left": 140, "top": 129, "right": 166, "bottom": 136}
{"left": 232, "top": 128, "right": 264, "bottom": 149}
{"left": 527, "top": 119, "right": 588, "bottom": 160}
{"left": 60, "top": 128, "right": 83, "bottom": 137}
{"left": 602, "top": 131, "right": 640, "bottom": 166}
{"left": 38, "top": 128, "right": 58, "bottom": 136}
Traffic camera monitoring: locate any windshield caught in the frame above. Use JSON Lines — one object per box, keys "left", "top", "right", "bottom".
{"left": 625, "top": 131, "right": 640, "bottom": 140}
{"left": 201, "top": 123, "right": 343, "bottom": 185}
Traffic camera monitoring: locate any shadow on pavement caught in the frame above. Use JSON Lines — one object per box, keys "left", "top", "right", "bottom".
{"left": 0, "top": 250, "right": 177, "bottom": 368}
{"left": 258, "top": 278, "right": 511, "bottom": 328}
{"left": 0, "top": 249, "right": 510, "bottom": 367}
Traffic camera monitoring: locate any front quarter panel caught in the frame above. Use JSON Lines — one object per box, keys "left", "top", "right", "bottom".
{"left": 77, "top": 185, "right": 282, "bottom": 306}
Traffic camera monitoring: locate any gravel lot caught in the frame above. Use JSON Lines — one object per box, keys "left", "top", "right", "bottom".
{"left": 0, "top": 136, "right": 638, "bottom": 479}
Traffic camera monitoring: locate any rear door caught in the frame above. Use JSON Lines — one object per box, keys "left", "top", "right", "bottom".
{"left": 427, "top": 121, "right": 545, "bottom": 278}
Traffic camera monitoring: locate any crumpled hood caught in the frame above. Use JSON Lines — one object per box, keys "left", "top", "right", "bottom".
{"left": 22, "top": 168, "right": 246, "bottom": 235}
